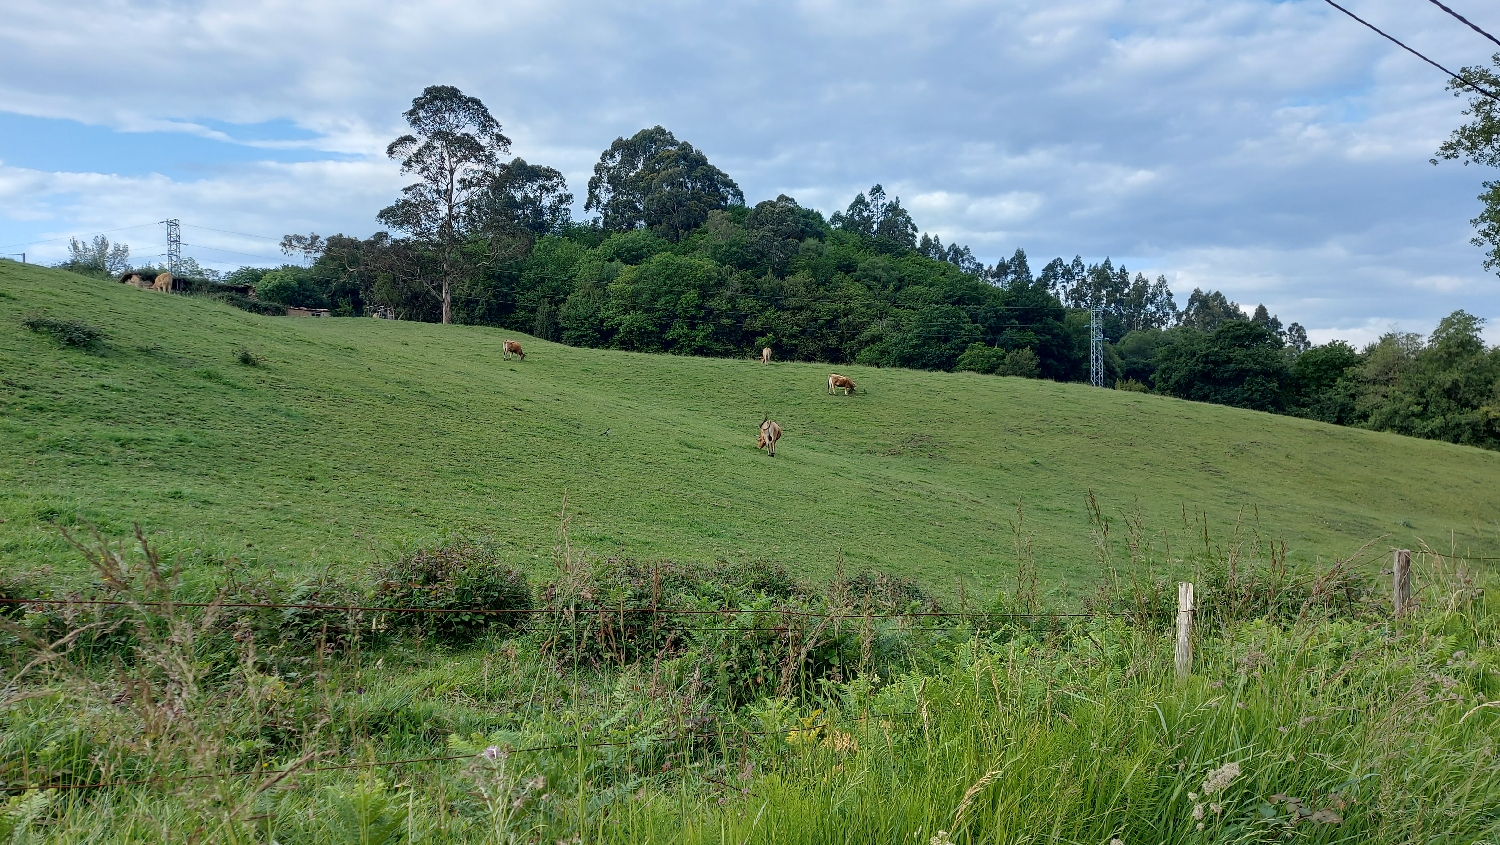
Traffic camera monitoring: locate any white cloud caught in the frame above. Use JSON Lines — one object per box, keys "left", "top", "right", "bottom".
{"left": 0, "top": 0, "right": 1496, "bottom": 341}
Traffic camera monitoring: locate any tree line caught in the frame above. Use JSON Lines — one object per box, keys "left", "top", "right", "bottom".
{"left": 54, "top": 85, "right": 1500, "bottom": 452}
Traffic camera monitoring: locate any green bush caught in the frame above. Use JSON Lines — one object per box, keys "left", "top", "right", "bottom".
{"left": 235, "top": 346, "right": 262, "bottom": 366}
{"left": 21, "top": 314, "right": 105, "bottom": 348}
{"left": 373, "top": 541, "right": 532, "bottom": 644}
{"left": 210, "top": 292, "right": 287, "bottom": 316}
{"left": 277, "top": 577, "right": 369, "bottom": 654}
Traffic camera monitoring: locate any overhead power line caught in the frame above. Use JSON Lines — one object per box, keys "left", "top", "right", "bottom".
{"left": 1424, "top": 0, "right": 1500, "bottom": 50}
{"left": 1319, "top": 0, "right": 1500, "bottom": 102}
{"left": 0, "top": 223, "right": 160, "bottom": 252}
{"left": 181, "top": 223, "right": 284, "bottom": 242}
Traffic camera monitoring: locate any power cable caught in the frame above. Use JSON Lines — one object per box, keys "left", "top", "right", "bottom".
{"left": 1319, "top": 0, "right": 1500, "bottom": 102}
{"left": 180, "top": 224, "right": 284, "bottom": 242}
{"left": 1423, "top": 0, "right": 1500, "bottom": 49}
{"left": 0, "top": 223, "right": 160, "bottom": 252}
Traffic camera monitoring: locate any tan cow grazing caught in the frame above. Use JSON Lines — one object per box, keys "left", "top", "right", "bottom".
{"left": 757, "top": 419, "right": 783, "bottom": 457}
{"left": 760, "top": 347, "right": 772, "bottom": 364}
{"left": 502, "top": 340, "right": 525, "bottom": 361}
{"left": 827, "top": 373, "right": 856, "bottom": 395}
{"left": 151, "top": 271, "right": 175, "bottom": 292}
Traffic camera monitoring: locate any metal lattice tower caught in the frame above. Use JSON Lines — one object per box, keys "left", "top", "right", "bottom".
{"left": 162, "top": 219, "right": 181, "bottom": 275}
{"left": 1089, "top": 304, "right": 1104, "bottom": 388}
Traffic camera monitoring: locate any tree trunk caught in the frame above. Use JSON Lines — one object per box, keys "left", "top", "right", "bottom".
{"left": 441, "top": 275, "right": 452, "bottom": 324}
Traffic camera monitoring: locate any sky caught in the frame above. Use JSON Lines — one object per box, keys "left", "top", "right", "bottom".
{"left": 1, "top": 0, "right": 1498, "bottom": 345}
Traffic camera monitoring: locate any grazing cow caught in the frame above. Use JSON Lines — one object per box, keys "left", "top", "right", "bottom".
{"left": 760, "top": 347, "right": 772, "bottom": 364}
{"left": 502, "top": 340, "right": 525, "bottom": 361}
{"left": 152, "top": 271, "right": 175, "bottom": 292}
{"left": 120, "top": 273, "right": 146, "bottom": 288}
{"left": 757, "top": 419, "right": 783, "bottom": 457}
{"left": 827, "top": 373, "right": 856, "bottom": 395}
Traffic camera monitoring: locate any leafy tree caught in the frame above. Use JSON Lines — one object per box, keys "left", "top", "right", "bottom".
{"left": 474, "top": 158, "right": 573, "bottom": 237}
{"left": 1112, "top": 328, "right": 1172, "bottom": 386}
{"left": 586, "top": 126, "right": 744, "bottom": 242}
{"left": 1285, "top": 322, "right": 1310, "bottom": 354}
{"left": 744, "top": 195, "right": 827, "bottom": 276}
{"left": 1359, "top": 311, "right": 1500, "bottom": 447}
{"left": 280, "top": 233, "right": 326, "bottom": 265}
{"left": 918, "top": 233, "right": 983, "bottom": 275}
{"left": 1049, "top": 258, "right": 1176, "bottom": 339}
{"left": 1180, "top": 288, "right": 1243, "bottom": 331}
{"left": 255, "top": 266, "right": 326, "bottom": 308}
{"left": 1434, "top": 56, "right": 1500, "bottom": 273}
{"left": 378, "top": 85, "right": 512, "bottom": 324}
{"left": 1153, "top": 320, "right": 1290, "bottom": 411}
{"left": 58, "top": 235, "right": 130, "bottom": 277}
{"left": 1288, "top": 340, "right": 1360, "bottom": 424}
{"left": 831, "top": 185, "right": 917, "bottom": 251}
{"left": 1250, "top": 304, "right": 1284, "bottom": 340}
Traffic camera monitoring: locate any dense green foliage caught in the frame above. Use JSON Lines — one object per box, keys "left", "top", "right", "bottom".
{"left": 1121, "top": 310, "right": 1500, "bottom": 450}
{"left": 1437, "top": 54, "right": 1500, "bottom": 273}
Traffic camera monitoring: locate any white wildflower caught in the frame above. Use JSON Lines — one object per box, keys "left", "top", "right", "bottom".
{"left": 1201, "top": 761, "right": 1241, "bottom": 796}
{"left": 1192, "top": 803, "right": 1205, "bottom": 821}
{"left": 930, "top": 832, "right": 954, "bottom": 845}
{"left": 1210, "top": 802, "right": 1222, "bottom": 815}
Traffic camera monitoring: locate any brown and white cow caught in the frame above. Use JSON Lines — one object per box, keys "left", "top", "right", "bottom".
{"left": 502, "top": 340, "right": 525, "bottom": 361}
{"left": 760, "top": 347, "right": 772, "bottom": 364}
{"left": 757, "top": 419, "right": 782, "bottom": 457}
{"left": 827, "top": 373, "right": 856, "bottom": 395}
{"left": 151, "top": 271, "right": 175, "bottom": 292}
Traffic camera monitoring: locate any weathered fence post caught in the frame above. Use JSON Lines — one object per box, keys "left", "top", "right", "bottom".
{"left": 1175, "top": 581, "right": 1194, "bottom": 680}
{"left": 1393, "top": 549, "right": 1412, "bottom": 616}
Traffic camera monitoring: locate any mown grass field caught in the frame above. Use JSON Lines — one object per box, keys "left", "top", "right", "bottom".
{"left": 3, "top": 259, "right": 1499, "bottom": 595}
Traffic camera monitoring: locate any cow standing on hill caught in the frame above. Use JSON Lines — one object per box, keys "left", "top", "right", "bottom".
{"left": 503, "top": 340, "right": 525, "bottom": 361}
{"left": 757, "top": 419, "right": 782, "bottom": 457}
{"left": 152, "top": 271, "right": 175, "bottom": 292}
{"left": 828, "top": 373, "right": 856, "bottom": 395}
{"left": 761, "top": 347, "right": 772, "bottom": 364}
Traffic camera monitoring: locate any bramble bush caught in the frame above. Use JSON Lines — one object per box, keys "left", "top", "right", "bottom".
{"left": 373, "top": 540, "right": 532, "bottom": 644}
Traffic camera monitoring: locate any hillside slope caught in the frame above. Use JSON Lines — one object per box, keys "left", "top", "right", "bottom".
{"left": 3, "top": 261, "right": 1498, "bottom": 594}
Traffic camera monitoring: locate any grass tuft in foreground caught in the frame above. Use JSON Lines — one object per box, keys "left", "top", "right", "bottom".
{"left": 2, "top": 519, "right": 1495, "bottom": 843}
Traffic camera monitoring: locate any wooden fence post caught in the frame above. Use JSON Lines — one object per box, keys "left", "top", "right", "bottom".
{"left": 1393, "top": 549, "right": 1412, "bottom": 617}
{"left": 1175, "top": 581, "right": 1194, "bottom": 680}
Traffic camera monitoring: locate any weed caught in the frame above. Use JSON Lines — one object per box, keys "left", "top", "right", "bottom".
{"left": 373, "top": 539, "right": 532, "bottom": 644}
{"left": 21, "top": 314, "right": 105, "bottom": 348}
{"left": 235, "top": 346, "right": 263, "bottom": 367}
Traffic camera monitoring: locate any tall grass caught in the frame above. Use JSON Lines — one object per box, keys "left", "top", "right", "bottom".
{"left": 1, "top": 523, "right": 1496, "bottom": 843}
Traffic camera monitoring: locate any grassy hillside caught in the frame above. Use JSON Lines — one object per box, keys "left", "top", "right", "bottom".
{"left": 3, "top": 260, "right": 1498, "bottom": 594}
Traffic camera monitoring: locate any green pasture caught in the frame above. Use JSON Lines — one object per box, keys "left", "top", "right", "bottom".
{"left": 2, "top": 260, "right": 1498, "bottom": 594}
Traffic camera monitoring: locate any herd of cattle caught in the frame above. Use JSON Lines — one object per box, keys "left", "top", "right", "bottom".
{"left": 505, "top": 340, "right": 855, "bottom": 459}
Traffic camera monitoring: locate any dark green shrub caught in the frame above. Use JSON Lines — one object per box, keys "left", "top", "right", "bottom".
{"left": 21, "top": 314, "right": 105, "bottom": 347}
{"left": 373, "top": 541, "right": 532, "bottom": 644}
{"left": 277, "top": 578, "right": 368, "bottom": 654}
{"left": 210, "top": 292, "right": 287, "bottom": 316}
{"left": 235, "top": 346, "right": 263, "bottom": 366}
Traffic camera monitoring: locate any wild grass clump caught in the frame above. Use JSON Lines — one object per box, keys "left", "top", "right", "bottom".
{"left": 234, "top": 346, "right": 262, "bottom": 366}
{"left": 373, "top": 539, "right": 532, "bottom": 644}
{"left": 20, "top": 313, "right": 105, "bottom": 348}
